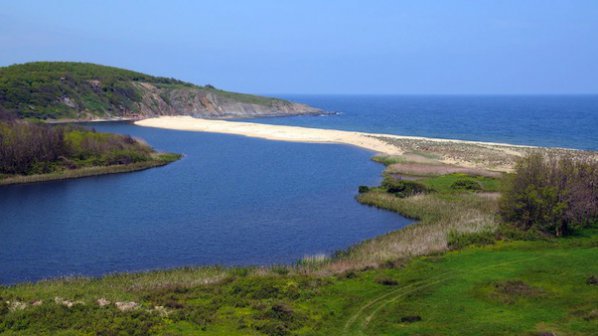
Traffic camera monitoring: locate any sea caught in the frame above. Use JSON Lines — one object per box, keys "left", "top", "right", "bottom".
{"left": 248, "top": 95, "right": 598, "bottom": 151}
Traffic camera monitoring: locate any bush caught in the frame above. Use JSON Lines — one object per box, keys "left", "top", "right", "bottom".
{"left": 0, "top": 120, "right": 154, "bottom": 176}
{"left": 382, "top": 178, "right": 429, "bottom": 198}
{"left": 500, "top": 154, "right": 598, "bottom": 236}
{"left": 0, "top": 121, "right": 67, "bottom": 174}
{"left": 358, "top": 185, "right": 370, "bottom": 193}
{"left": 450, "top": 179, "right": 482, "bottom": 191}
{"left": 447, "top": 230, "right": 496, "bottom": 250}
{"left": 375, "top": 277, "right": 399, "bottom": 286}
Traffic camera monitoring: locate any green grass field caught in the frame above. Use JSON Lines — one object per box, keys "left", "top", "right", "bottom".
{"left": 330, "top": 232, "right": 597, "bottom": 335}
{"left": 1, "top": 229, "right": 595, "bottom": 335}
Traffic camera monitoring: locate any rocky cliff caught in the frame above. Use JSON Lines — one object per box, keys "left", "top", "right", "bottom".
{"left": 132, "top": 82, "right": 320, "bottom": 119}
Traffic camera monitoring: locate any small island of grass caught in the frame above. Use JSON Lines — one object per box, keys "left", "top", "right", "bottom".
{"left": 0, "top": 119, "right": 181, "bottom": 185}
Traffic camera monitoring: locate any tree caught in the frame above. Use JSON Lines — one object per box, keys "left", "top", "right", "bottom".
{"left": 500, "top": 154, "right": 598, "bottom": 236}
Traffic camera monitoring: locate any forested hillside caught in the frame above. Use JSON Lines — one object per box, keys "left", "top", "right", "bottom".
{"left": 0, "top": 62, "right": 319, "bottom": 120}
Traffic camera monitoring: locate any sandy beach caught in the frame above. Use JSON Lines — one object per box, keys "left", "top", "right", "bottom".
{"left": 136, "top": 116, "right": 402, "bottom": 154}
{"left": 135, "top": 116, "right": 532, "bottom": 155}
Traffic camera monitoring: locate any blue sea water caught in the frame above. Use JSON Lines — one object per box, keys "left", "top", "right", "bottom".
{"left": 246, "top": 95, "right": 598, "bottom": 150}
{"left": 0, "top": 123, "right": 409, "bottom": 285}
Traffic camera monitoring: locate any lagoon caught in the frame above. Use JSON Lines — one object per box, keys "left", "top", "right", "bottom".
{"left": 0, "top": 123, "right": 409, "bottom": 284}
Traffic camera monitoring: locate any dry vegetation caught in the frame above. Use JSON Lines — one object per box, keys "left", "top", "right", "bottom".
{"left": 373, "top": 135, "right": 598, "bottom": 172}
{"left": 323, "top": 192, "right": 499, "bottom": 273}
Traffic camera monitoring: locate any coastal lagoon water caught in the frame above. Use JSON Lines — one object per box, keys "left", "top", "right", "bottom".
{"left": 0, "top": 123, "right": 409, "bottom": 284}
{"left": 247, "top": 95, "right": 598, "bottom": 150}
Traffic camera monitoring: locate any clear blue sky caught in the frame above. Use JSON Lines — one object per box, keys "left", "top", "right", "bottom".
{"left": 1, "top": 0, "right": 597, "bottom": 94}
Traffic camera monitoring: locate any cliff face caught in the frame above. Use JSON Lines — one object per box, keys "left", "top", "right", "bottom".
{"left": 0, "top": 62, "right": 322, "bottom": 120}
{"left": 133, "top": 82, "right": 320, "bottom": 119}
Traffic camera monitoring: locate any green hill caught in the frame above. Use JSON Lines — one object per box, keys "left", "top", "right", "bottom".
{"left": 0, "top": 62, "right": 319, "bottom": 120}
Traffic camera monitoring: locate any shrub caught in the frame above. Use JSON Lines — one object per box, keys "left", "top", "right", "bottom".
{"left": 375, "top": 277, "right": 399, "bottom": 286}
{"left": 358, "top": 185, "right": 370, "bottom": 193}
{"left": 0, "top": 121, "right": 67, "bottom": 174}
{"left": 495, "top": 223, "right": 545, "bottom": 241}
{"left": 400, "top": 315, "right": 422, "bottom": 323}
{"left": 0, "top": 120, "right": 155, "bottom": 176}
{"left": 450, "top": 179, "right": 482, "bottom": 191}
{"left": 500, "top": 154, "right": 598, "bottom": 236}
{"left": 447, "top": 230, "right": 496, "bottom": 250}
{"left": 382, "top": 178, "right": 429, "bottom": 198}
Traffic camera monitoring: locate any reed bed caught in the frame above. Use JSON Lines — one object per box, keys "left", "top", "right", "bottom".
{"left": 321, "top": 191, "right": 499, "bottom": 274}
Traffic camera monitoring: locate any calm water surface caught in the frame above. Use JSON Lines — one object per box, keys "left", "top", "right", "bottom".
{"left": 0, "top": 123, "right": 409, "bottom": 284}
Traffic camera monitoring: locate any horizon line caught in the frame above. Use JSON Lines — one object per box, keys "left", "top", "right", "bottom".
{"left": 260, "top": 93, "right": 598, "bottom": 97}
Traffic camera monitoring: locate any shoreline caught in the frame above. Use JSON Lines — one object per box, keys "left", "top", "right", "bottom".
{"left": 44, "top": 116, "right": 142, "bottom": 124}
{"left": 0, "top": 153, "right": 180, "bottom": 186}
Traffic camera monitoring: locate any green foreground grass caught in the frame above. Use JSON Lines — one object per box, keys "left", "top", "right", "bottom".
{"left": 1, "top": 231, "right": 596, "bottom": 335}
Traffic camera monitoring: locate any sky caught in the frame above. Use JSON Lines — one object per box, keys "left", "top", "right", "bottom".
{"left": 1, "top": 0, "right": 597, "bottom": 94}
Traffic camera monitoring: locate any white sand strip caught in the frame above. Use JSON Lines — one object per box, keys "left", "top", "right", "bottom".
{"left": 136, "top": 116, "right": 404, "bottom": 154}
{"left": 135, "top": 116, "right": 536, "bottom": 156}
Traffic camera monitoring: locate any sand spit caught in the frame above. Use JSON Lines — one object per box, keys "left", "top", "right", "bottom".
{"left": 136, "top": 116, "right": 403, "bottom": 154}
{"left": 135, "top": 116, "right": 591, "bottom": 172}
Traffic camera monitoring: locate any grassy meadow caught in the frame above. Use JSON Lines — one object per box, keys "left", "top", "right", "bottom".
{"left": 1, "top": 230, "right": 595, "bottom": 335}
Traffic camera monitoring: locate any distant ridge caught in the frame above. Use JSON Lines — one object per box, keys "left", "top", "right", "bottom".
{"left": 0, "top": 62, "right": 321, "bottom": 120}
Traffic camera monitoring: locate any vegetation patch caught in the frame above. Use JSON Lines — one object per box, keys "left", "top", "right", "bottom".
{"left": 420, "top": 173, "right": 501, "bottom": 193}
{"left": 487, "top": 280, "right": 545, "bottom": 304}
{"left": 500, "top": 154, "right": 598, "bottom": 236}
{"left": 0, "top": 61, "right": 191, "bottom": 119}
{"left": 400, "top": 315, "right": 422, "bottom": 323}
{"left": 447, "top": 230, "right": 496, "bottom": 250}
{"left": 0, "top": 119, "right": 180, "bottom": 185}
{"left": 0, "top": 62, "right": 305, "bottom": 121}
{"left": 450, "top": 178, "right": 482, "bottom": 191}
{"left": 372, "top": 155, "right": 408, "bottom": 166}
{"left": 375, "top": 276, "right": 399, "bottom": 286}
{"left": 381, "top": 177, "right": 430, "bottom": 198}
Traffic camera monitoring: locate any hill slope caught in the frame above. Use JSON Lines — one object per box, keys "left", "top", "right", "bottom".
{"left": 0, "top": 62, "right": 320, "bottom": 120}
